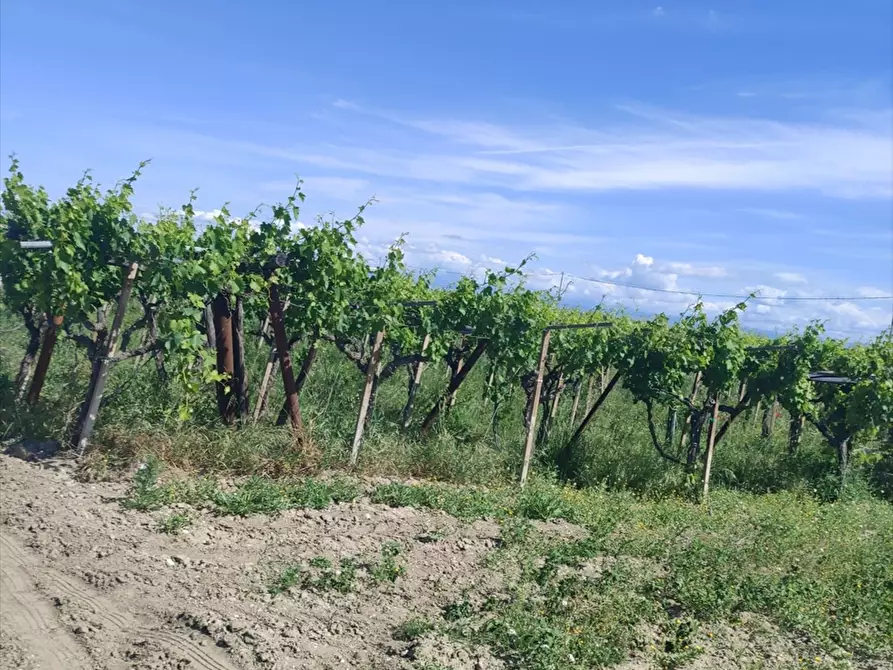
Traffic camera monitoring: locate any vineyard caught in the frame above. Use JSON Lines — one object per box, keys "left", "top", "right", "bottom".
{"left": 2, "top": 159, "right": 891, "bottom": 493}
{"left": 1, "top": 160, "right": 893, "bottom": 669}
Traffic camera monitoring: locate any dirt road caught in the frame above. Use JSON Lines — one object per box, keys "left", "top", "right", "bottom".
{"left": 0, "top": 455, "right": 504, "bottom": 669}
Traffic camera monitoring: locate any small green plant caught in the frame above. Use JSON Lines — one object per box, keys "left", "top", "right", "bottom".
{"left": 157, "top": 512, "right": 191, "bottom": 535}
{"left": 498, "top": 516, "right": 534, "bottom": 548}
{"left": 268, "top": 565, "right": 303, "bottom": 596}
{"left": 393, "top": 617, "right": 433, "bottom": 641}
{"left": 121, "top": 457, "right": 170, "bottom": 511}
{"left": 369, "top": 541, "right": 406, "bottom": 584}
{"left": 441, "top": 598, "right": 474, "bottom": 622}
{"left": 654, "top": 617, "right": 703, "bottom": 669}
{"left": 312, "top": 557, "right": 358, "bottom": 593}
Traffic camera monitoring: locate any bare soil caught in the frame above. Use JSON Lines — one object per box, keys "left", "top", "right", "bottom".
{"left": 0, "top": 454, "right": 888, "bottom": 670}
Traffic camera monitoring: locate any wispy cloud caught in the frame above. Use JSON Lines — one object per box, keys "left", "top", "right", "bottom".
{"left": 774, "top": 271, "right": 808, "bottom": 284}
{"left": 291, "top": 101, "right": 893, "bottom": 199}
{"left": 739, "top": 207, "right": 804, "bottom": 220}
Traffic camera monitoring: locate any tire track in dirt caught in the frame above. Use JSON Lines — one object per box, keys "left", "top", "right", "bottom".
{"left": 0, "top": 545, "right": 89, "bottom": 669}
{"left": 1, "top": 532, "right": 240, "bottom": 670}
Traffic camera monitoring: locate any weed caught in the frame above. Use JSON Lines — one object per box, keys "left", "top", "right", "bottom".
{"left": 121, "top": 456, "right": 170, "bottom": 511}
{"left": 442, "top": 598, "right": 474, "bottom": 622}
{"left": 393, "top": 617, "right": 433, "bottom": 641}
{"left": 369, "top": 541, "right": 406, "bottom": 584}
{"left": 268, "top": 565, "right": 303, "bottom": 596}
{"left": 157, "top": 512, "right": 191, "bottom": 535}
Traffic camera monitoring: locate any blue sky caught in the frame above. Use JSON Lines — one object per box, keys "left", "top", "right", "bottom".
{"left": 1, "top": 0, "right": 891, "bottom": 339}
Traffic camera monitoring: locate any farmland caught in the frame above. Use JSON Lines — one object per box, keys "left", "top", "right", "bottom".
{"left": 1, "top": 162, "right": 892, "bottom": 669}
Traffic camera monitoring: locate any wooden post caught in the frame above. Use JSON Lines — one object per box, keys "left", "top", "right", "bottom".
{"left": 520, "top": 330, "right": 551, "bottom": 486}
{"left": 26, "top": 313, "right": 63, "bottom": 405}
{"left": 420, "top": 339, "right": 489, "bottom": 436}
{"left": 702, "top": 395, "right": 721, "bottom": 499}
{"left": 448, "top": 356, "right": 464, "bottom": 410}
{"left": 585, "top": 375, "right": 596, "bottom": 412}
{"left": 268, "top": 283, "right": 304, "bottom": 436}
{"left": 252, "top": 346, "right": 278, "bottom": 422}
{"left": 232, "top": 295, "right": 249, "bottom": 422}
{"left": 762, "top": 400, "right": 776, "bottom": 438}
{"left": 257, "top": 314, "right": 270, "bottom": 348}
{"left": 569, "top": 380, "right": 582, "bottom": 426}
{"left": 350, "top": 330, "right": 385, "bottom": 466}
{"left": 401, "top": 333, "right": 431, "bottom": 428}
{"left": 212, "top": 293, "right": 235, "bottom": 424}
{"left": 203, "top": 304, "right": 216, "bottom": 349}
{"left": 75, "top": 264, "right": 139, "bottom": 454}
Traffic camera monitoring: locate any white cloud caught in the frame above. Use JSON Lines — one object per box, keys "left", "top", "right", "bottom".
{"left": 774, "top": 271, "right": 807, "bottom": 284}
{"left": 653, "top": 6, "right": 665, "bottom": 17}
{"left": 857, "top": 286, "right": 890, "bottom": 297}
{"left": 664, "top": 261, "right": 727, "bottom": 277}
{"left": 633, "top": 253, "right": 654, "bottom": 267}
{"left": 193, "top": 209, "right": 223, "bottom": 222}
{"left": 421, "top": 248, "right": 472, "bottom": 268}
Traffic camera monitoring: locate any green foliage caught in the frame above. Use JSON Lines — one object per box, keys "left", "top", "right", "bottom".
{"left": 157, "top": 512, "right": 192, "bottom": 534}
{"left": 268, "top": 556, "right": 360, "bottom": 595}
{"left": 211, "top": 476, "right": 361, "bottom": 516}
{"left": 393, "top": 617, "right": 434, "bottom": 641}
{"left": 369, "top": 540, "right": 406, "bottom": 583}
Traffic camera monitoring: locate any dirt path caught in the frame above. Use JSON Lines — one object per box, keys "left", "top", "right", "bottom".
{"left": 0, "top": 534, "right": 89, "bottom": 670}
{"left": 0, "top": 455, "right": 506, "bottom": 669}
{"left": 1, "top": 503, "right": 241, "bottom": 670}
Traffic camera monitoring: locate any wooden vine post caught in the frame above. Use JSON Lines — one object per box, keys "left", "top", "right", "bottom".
{"left": 569, "top": 380, "right": 583, "bottom": 426}
{"left": 585, "top": 375, "right": 596, "bottom": 412}
{"left": 448, "top": 356, "right": 464, "bottom": 410}
{"left": 75, "top": 263, "right": 139, "bottom": 454}
{"left": 701, "top": 395, "right": 721, "bottom": 499}
{"left": 350, "top": 331, "right": 385, "bottom": 466}
{"left": 253, "top": 347, "right": 279, "bottom": 422}
{"left": 401, "top": 333, "right": 431, "bottom": 428}
{"left": 520, "top": 329, "right": 551, "bottom": 487}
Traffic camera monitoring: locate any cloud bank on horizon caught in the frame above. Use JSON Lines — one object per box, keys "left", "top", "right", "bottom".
{"left": 0, "top": 1, "right": 890, "bottom": 339}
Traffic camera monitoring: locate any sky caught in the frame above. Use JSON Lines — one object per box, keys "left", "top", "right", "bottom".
{"left": 1, "top": 0, "right": 891, "bottom": 339}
